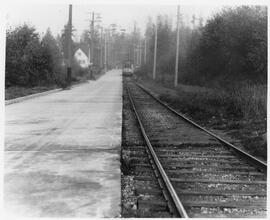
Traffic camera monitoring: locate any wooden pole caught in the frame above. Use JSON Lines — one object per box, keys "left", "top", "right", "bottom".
{"left": 174, "top": 5, "right": 180, "bottom": 87}
{"left": 153, "top": 20, "right": 157, "bottom": 80}
{"left": 133, "top": 24, "right": 136, "bottom": 66}
{"left": 91, "top": 12, "right": 95, "bottom": 65}
{"left": 139, "top": 37, "right": 142, "bottom": 66}
{"left": 144, "top": 37, "right": 147, "bottom": 64}
{"left": 104, "top": 29, "right": 107, "bottom": 72}
{"left": 67, "top": 4, "right": 72, "bottom": 85}
{"left": 100, "top": 27, "right": 103, "bottom": 68}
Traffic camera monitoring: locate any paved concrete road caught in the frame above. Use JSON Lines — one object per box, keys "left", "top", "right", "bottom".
{"left": 4, "top": 70, "right": 122, "bottom": 217}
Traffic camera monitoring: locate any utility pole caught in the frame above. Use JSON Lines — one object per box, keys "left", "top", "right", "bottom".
{"left": 139, "top": 37, "right": 142, "bottom": 66}
{"left": 104, "top": 29, "right": 107, "bottom": 72}
{"left": 191, "top": 14, "right": 196, "bottom": 30}
{"left": 174, "top": 5, "right": 180, "bottom": 87}
{"left": 133, "top": 23, "right": 137, "bottom": 66}
{"left": 100, "top": 27, "right": 103, "bottom": 68}
{"left": 153, "top": 19, "right": 158, "bottom": 80}
{"left": 91, "top": 12, "right": 95, "bottom": 66}
{"left": 88, "top": 47, "right": 91, "bottom": 65}
{"left": 144, "top": 37, "right": 147, "bottom": 64}
{"left": 107, "top": 30, "right": 110, "bottom": 69}
{"left": 67, "top": 4, "right": 72, "bottom": 85}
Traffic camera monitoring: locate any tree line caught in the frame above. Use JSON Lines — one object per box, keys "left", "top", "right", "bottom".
{"left": 6, "top": 25, "right": 62, "bottom": 87}
{"left": 5, "top": 24, "right": 91, "bottom": 88}
{"left": 6, "top": 6, "right": 267, "bottom": 89}
{"left": 5, "top": 21, "right": 132, "bottom": 89}
{"left": 141, "top": 6, "right": 267, "bottom": 88}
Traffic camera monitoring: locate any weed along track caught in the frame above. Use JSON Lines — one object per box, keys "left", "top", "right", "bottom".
{"left": 121, "top": 78, "right": 267, "bottom": 218}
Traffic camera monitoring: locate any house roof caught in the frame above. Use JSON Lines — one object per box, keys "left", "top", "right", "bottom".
{"left": 74, "top": 43, "right": 90, "bottom": 57}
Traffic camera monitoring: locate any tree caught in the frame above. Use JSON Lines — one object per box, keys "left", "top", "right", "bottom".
{"left": 6, "top": 24, "right": 38, "bottom": 86}
{"left": 6, "top": 24, "right": 65, "bottom": 87}
{"left": 41, "top": 28, "right": 64, "bottom": 82}
{"left": 193, "top": 6, "right": 267, "bottom": 86}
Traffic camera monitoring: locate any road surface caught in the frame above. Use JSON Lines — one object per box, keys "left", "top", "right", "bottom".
{"left": 4, "top": 70, "right": 122, "bottom": 217}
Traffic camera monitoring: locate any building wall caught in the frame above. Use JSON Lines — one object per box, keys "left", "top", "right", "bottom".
{"left": 74, "top": 48, "right": 90, "bottom": 68}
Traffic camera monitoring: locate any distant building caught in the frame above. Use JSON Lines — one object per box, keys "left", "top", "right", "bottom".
{"left": 74, "top": 48, "right": 91, "bottom": 68}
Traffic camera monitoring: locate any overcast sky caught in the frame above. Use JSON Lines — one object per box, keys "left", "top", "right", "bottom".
{"left": 5, "top": 3, "right": 224, "bottom": 41}
{"left": 4, "top": 0, "right": 268, "bottom": 41}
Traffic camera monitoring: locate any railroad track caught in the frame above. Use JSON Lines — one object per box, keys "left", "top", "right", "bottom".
{"left": 123, "top": 78, "right": 267, "bottom": 218}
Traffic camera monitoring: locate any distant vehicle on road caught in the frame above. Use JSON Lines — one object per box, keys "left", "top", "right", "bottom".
{"left": 122, "top": 60, "right": 134, "bottom": 77}
{"left": 134, "top": 65, "right": 140, "bottom": 72}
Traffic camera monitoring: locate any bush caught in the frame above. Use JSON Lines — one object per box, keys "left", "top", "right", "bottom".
{"left": 228, "top": 82, "right": 267, "bottom": 119}
{"left": 72, "top": 60, "right": 90, "bottom": 80}
{"left": 6, "top": 25, "right": 65, "bottom": 88}
{"left": 186, "top": 6, "right": 267, "bottom": 86}
{"left": 142, "top": 6, "right": 267, "bottom": 88}
{"left": 6, "top": 24, "right": 39, "bottom": 86}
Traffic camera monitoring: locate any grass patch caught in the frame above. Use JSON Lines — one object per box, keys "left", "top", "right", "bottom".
{"left": 137, "top": 76, "right": 267, "bottom": 161}
{"left": 5, "top": 72, "right": 94, "bottom": 100}
{"left": 5, "top": 85, "right": 58, "bottom": 100}
{"left": 228, "top": 83, "right": 267, "bottom": 119}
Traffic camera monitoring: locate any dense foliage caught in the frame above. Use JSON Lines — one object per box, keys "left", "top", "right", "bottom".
{"left": 189, "top": 6, "right": 267, "bottom": 86}
{"left": 5, "top": 24, "right": 91, "bottom": 89}
{"left": 141, "top": 6, "right": 267, "bottom": 88}
{"left": 6, "top": 25, "right": 64, "bottom": 87}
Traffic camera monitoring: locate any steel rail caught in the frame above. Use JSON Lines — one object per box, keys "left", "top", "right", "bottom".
{"left": 126, "top": 85, "right": 189, "bottom": 218}
{"left": 136, "top": 82, "right": 267, "bottom": 172}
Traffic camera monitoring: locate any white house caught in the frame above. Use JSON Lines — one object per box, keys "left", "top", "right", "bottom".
{"left": 74, "top": 48, "right": 90, "bottom": 68}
